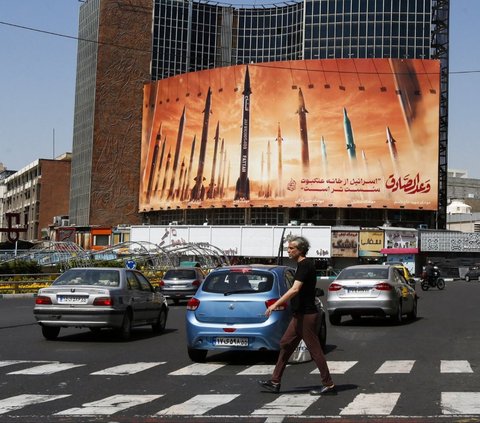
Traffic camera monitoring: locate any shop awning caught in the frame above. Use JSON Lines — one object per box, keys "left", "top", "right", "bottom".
{"left": 380, "top": 248, "right": 419, "bottom": 255}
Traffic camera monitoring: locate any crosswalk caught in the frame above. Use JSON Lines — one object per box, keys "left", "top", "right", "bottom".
{"left": 1, "top": 359, "right": 479, "bottom": 418}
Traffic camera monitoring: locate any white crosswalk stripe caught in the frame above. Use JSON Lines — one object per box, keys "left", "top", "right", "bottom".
{"left": 340, "top": 393, "right": 401, "bottom": 415}
{"left": 168, "top": 362, "right": 225, "bottom": 376}
{"left": 252, "top": 394, "right": 318, "bottom": 416}
{"left": 375, "top": 360, "right": 415, "bottom": 373}
{"left": 55, "top": 394, "right": 163, "bottom": 416}
{"left": 440, "top": 360, "right": 473, "bottom": 373}
{"left": 155, "top": 394, "right": 239, "bottom": 415}
{"left": 237, "top": 364, "right": 276, "bottom": 375}
{"left": 7, "top": 362, "right": 85, "bottom": 375}
{"left": 442, "top": 392, "right": 480, "bottom": 414}
{"left": 91, "top": 362, "right": 166, "bottom": 376}
{"left": 0, "top": 360, "right": 51, "bottom": 368}
{"left": 0, "top": 394, "right": 70, "bottom": 414}
{"left": 311, "top": 360, "right": 358, "bottom": 374}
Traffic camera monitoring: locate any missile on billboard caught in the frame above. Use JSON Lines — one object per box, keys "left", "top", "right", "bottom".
{"left": 276, "top": 122, "right": 284, "bottom": 197}
{"left": 181, "top": 135, "right": 196, "bottom": 201}
{"left": 220, "top": 149, "right": 227, "bottom": 198}
{"left": 266, "top": 139, "right": 272, "bottom": 198}
{"left": 191, "top": 87, "right": 213, "bottom": 201}
{"left": 386, "top": 126, "right": 398, "bottom": 160}
{"left": 146, "top": 132, "right": 161, "bottom": 201}
{"left": 154, "top": 135, "right": 166, "bottom": 194}
{"left": 234, "top": 66, "right": 252, "bottom": 200}
{"left": 389, "top": 59, "right": 421, "bottom": 140}
{"left": 343, "top": 107, "right": 357, "bottom": 161}
{"left": 362, "top": 149, "right": 371, "bottom": 178}
{"left": 207, "top": 121, "right": 220, "bottom": 199}
{"left": 216, "top": 137, "right": 224, "bottom": 196}
{"left": 160, "top": 147, "right": 172, "bottom": 199}
{"left": 258, "top": 151, "right": 265, "bottom": 197}
{"left": 168, "top": 106, "right": 186, "bottom": 199}
{"left": 296, "top": 88, "right": 310, "bottom": 172}
{"left": 321, "top": 136, "right": 328, "bottom": 163}
{"left": 177, "top": 158, "right": 186, "bottom": 200}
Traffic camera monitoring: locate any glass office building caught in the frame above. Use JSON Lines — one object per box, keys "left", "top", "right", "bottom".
{"left": 153, "top": 0, "right": 436, "bottom": 75}
{"left": 147, "top": 0, "right": 448, "bottom": 228}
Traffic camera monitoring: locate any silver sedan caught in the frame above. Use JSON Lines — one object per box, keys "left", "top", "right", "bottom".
{"left": 326, "top": 264, "right": 417, "bottom": 325}
{"left": 33, "top": 267, "right": 168, "bottom": 340}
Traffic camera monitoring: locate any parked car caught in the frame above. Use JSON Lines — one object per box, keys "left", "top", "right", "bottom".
{"left": 327, "top": 264, "right": 417, "bottom": 325}
{"left": 33, "top": 267, "right": 168, "bottom": 340}
{"left": 160, "top": 266, "right": 205, "bottom": 304}
{"left": 464, "top": 266, "right": 480, "bottom": 282}
{"left": 185, "top": 264, "right": 327, "bottom": 362}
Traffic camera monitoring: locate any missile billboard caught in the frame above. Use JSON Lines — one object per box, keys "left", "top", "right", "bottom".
{"left": 140, "top": 59, "right": 440, "bottom": 211}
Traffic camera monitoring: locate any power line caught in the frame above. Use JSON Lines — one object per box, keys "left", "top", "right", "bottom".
{"left": 1, "top": 20, "right": 479, "bottom": 75}
{"left": 0, "top": 20, "right": 150, "bottom": 53}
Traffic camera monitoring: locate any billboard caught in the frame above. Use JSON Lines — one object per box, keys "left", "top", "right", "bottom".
{"left": 331, "top": 231, "right": 358, "bottom": 257}
{"left": 140, "top": 59, "right": 440, "bottom": 211}
{"left": 359, "top": 230, "right": 384, "bottom": 257}
{"left": 129, "top": 225, "right": 331, "bottom": 258}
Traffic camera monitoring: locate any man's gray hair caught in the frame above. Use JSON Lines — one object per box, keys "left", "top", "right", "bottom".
{"left": 289, "top": 236, "right": 310, "bottom": 255}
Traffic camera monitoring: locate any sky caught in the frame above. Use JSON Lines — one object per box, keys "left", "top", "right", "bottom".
{"left": 0, "top": 0, "right": 479, "bottom": 177}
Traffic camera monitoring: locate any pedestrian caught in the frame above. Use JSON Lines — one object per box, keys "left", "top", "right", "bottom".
{"left": 258, "top": 235, "right": 336, "bottom": 395}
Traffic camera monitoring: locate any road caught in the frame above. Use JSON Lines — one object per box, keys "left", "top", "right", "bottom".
{"left": 0, "top": 279, "right": 479, "bottom": 422}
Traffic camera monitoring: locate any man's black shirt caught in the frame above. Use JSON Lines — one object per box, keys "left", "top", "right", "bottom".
{"left": 290, "top": 258, "right": 317, "bottom": 314}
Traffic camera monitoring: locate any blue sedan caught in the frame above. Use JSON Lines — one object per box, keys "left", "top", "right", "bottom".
{"left": 185, "top": 264, "right": 327, "bottom": 362}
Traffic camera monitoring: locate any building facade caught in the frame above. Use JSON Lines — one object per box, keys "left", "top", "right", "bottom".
{"left": 70, "top": 0, "right": 449, "bottom": 229}
{"left": 0, "top": 164, "right": 17, "bottom": 239}
{"left": 69, "top": 0, "right": 152, "bottom": 227}
{"left": 2, "top": 155, "right": 71, "bottom": 241}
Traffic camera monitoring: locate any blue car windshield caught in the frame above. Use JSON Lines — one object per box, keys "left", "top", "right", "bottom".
{"left": 53, "top": 269, "right": 120, "bottom": 287}
{"left": 202, "top": 271, "right": 273, "bottom": 294}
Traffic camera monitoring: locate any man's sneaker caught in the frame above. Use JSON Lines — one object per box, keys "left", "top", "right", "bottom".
{"left": 258, "top": 379, "right": 281, "bottom": 393}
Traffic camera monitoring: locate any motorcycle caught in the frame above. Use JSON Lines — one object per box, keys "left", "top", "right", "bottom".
{"left": 420, "top": 269, "right": 445, "bottom": 291}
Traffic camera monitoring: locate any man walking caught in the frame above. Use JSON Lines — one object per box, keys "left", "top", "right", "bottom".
{"left": 258, "top": 235, "right": 336, "bottom": 395}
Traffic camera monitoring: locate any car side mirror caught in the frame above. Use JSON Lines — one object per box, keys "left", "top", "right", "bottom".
{"left": 154, "top": 286, "right": 163, "bottom": 293}
{"left": 315, "top": 287, "right": 325, "bottom": 297}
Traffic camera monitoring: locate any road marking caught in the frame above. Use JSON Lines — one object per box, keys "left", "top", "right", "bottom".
{"left": 340, "top": 393, "right": 400, "bottom": 415}
{"left": 8, "top": 362, "right": 85, "bottom": 375}
{"left": 442, "top": 392, "right": 480, "bottom": 414}
{"left": 237, "top": 365, "right": 276, "bottom": 375}
{"left": 440, "top": 360, "right": 473, "bottom": 373}
{"left": 251, "top": 394, "right": 317, "bottom": 416}
{"left": 0, "top": 360, "right": 50, "bottom": 367}
{"left": 0, "top": 394, "right": 70, "bottom": 414}
{"left": 375, "top": 360, "right": 415, "bottom": 374}
{"left": 91, "top": 362, "right": 166, "bottom": 375}
{"left": 311, "top": 360, "right": 358, "bottom": 374}
{"left": 169, "top": 363, "right": 225, "bottom": 376}
{"left": 55, "top": 394, "right": 163, "bottom": 415}
{"left": 156, "top": 394, "right": 239, "bottom": 415}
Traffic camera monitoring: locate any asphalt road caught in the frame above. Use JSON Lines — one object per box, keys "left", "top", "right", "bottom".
{"left": 0, "top": 279, "right": 479, "bottom": 422}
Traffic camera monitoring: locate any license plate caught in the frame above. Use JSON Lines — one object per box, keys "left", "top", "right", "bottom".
{"left": 213, "top": 337, "right": 248, "bottom": 347}
{"left": 57, "top": 295, "right": 88, "bottom": 304}
{"left": 347, "top": 287, "right": 371, "bottom": 293}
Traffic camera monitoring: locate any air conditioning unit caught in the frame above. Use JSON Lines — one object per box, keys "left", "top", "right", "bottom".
{"left": 53, "top": 216, "right": 62, "bottom": 225}
{"left": 61, "top": 219, "right": 70, "bottom": 226}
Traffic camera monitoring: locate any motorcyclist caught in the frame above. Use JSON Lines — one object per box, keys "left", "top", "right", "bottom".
{"left": 424, "top": 261, "right": 436, "bottom": 286}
